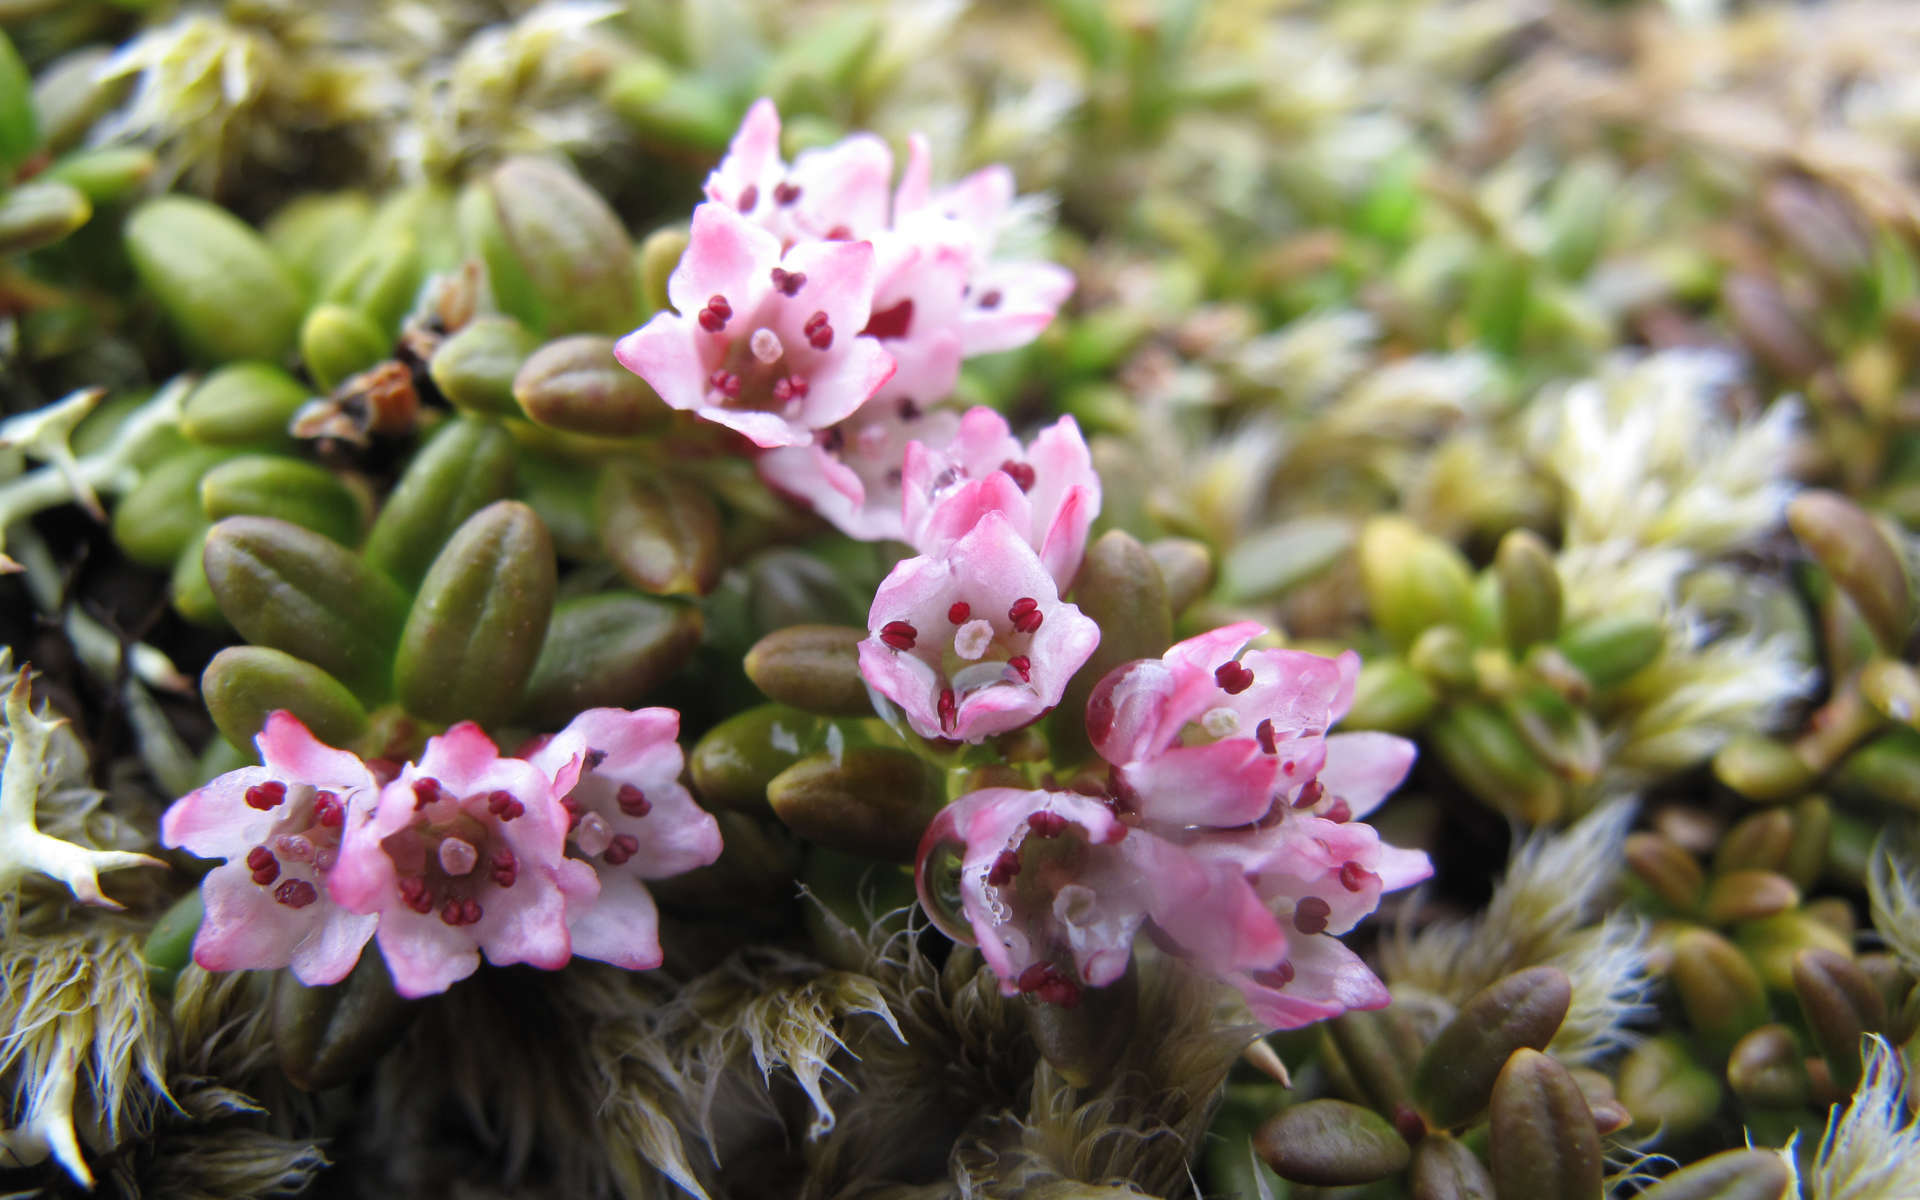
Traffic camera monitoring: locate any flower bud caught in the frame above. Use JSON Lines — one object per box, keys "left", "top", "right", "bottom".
{"left": 486, "top": 157, "right": 638, "bottom": 336}
{"left": 180, "top": 362, "right": 310, "bottom": 448}
{"left": 202, "top": 645, "right": 369, "bottom": 753}
{"left": 745, "top": 625, "right": 872, "bottom": 717}
{"left": 1494, "top": 529, "right": 1562, "bottom": 653}
{"left": 200, "top": 454, "right": 365, "bottom": 547}
{"left": 1713, "top": 734, "right": 1817, "bottom": 803}
{"left": 1619, "top": 1037, "right": 1722, "bottom": 1137}
{"left": 1737, "top": 911, "right": 1854, "bottom": 991}
{"left": 1414, "top": 966, "right": 1571, "bottom": 1129}
{"left": 1359, "top": 517, "right": 1476, "bottom": 650}
{"left": 0, "top": 180, "right": 90, "bottom": 256}
{"left": 143, "top": 889, "right": 204, "bottom": 998}
{"left": 428, "top": 316, "right": 539, "bottom": 418}
{"left": 273, "top": 951, "right": 415, "bottom": 1092}
{"left": 1726, "top": 1024, "right": 1810, "bottom": 1109}
{"left": 1555, "top": 613, "right": 1663, "bottom": 689}
{"left": 126, "top": 196, "right": 304, "bottom": 363}
{"left": 1788, "top": 491, "right": 1913, "bottom": 654}
{"left": 1052, "top": 530, "right": 1173, "bottom": 762}
{"left": 299, "top": 304, "right": 391, "bottom": 393}
{"left": 1321, "top": 1005, "right": 1430, "bottom": 1115}
{"left": 203, "top": 516, "right": 410, "bottom": 701}
{"left": 1144, "top": 537, "right": 1214, "bottom": 617}
{"left": 1669, "top": 926, "right": 1768, "bottom": 1051}
{"left": 519, "top": 592, "right": 702, "bottom": 726}
{"left": 1702, "top": 870, "right": 1800, "bottom": 926}
{"left": 41, "top": 147, "right": 157, "bottom": 206}
{"left": 1488, "top": 1049, "right": 1602, "bottom": 1200}
{"left": 1793, "top": 947, "right": 1887, "bottom": 1092}
{"left": 1715, "top": 809, "right": 1794, "bottom": 874}
{"left": 1625, "top": 833, "right": 1704, "bottom": 912}
{"left": 1428, "top": 702, "right": 1566, "bottom": 825}
{"left": 1409, "top": 1134, "right": 1495, "bottom": 1200}
{"left": 514, "top": 335, "right": 669, "bottom": 436}
{"left": 318, "top": 229, "right": 422, "bottom": 336}
{"left": 767, "top": 746, "right": 943, "bottom": 863}
{"left": 394, "top": 501, "right": 556, "bottom": 727}
{"left": 636, "top": 225, "right": 688, "bottom": 318}
{"left": 361, "top": 417, "right": 517, "bottom": 591}
{"left": 113, "top": 444, "right": 238, "bottom": 567}
{"left": 688, "top": 705, "right": 828, "bottom": 812}
{"left": 1635, "top": 1148, "right": 1793, "bottom": 1200}
{"left": 1255, "top": 1098, "right": 1412, "bottom": 1187}
{"left": 599, "top": 469, "right": 723, "bottom": 596}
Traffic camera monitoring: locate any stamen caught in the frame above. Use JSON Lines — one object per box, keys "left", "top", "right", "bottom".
{"left": 773, "top": 181, "right": 801, "bottom": 206}
{"left": 490, "top": 849, "right": 518, "bottom": 888}
{"left": 978, "top": 289, "right": 1003, "bottom": 310}
{"left": 1027, "top": 811, "right": 1068, "bottom": 838}
{"left": 1339, "top": 861, "right": 1373, "bottom": 893}
{"left": 604, "top": 833, "right": 640, "bottom": 866}
{"left": 1294, "top": 896, "right": 1332, "bottom": 935}
{"left": 399, "top": 877, "right": 434, "bottom": 913}
{"left": 274, "top": 879, "right": 318, "bottom": 908}
{"left": 698, "top": 295, "right": 732, "bottom": 333}
{"left": 1323, "top": 798, "right": 1352, "bottom": 824}
{"left": 1257, "top": 718, "right": 1277, "bottom": 755}
{"left": 1008, "top": 597, "right": 1042, "bottom": 634}
{"left": 986, "top": 849, "right": 1021, "bottom": 886}
{"left": 1215, "top": 660, "right": 1254, "bottom": 694}
{"left": 1008, "top": 655, "right": 1032, "bottom": 682}
{"left": 1016, "top": 962, "right": 1082, "bottom": 1007}
{"left": 880, "top": 620, "right": 918, "bottom": 650}
{"left": 439, "top": 899, "right": 469, "bottom": 926}
{"left": 1252, "top": 960, "right": 1296, "bottom": 989}
{"left": 770, "top": 267, "right": 806, "bottom": 296}
{"left": 750, "top": 327, "right": 784, "bottom": 363}
{"left": 737, "top": 184, "right": 758, "bottom": 212}
{"left": 1292, "top": 779, "right": 1325, "bottom": 810}
{"left": 245, "top": 781, "right": 286, "bottom": 810}
{"left": 999, "top": 460, "right": 1035, "bottom": 491}
{"left": 617, "top": 784, "right": 652, "bottom": 817}
{"left": 438, "top": 837, "right": 479, "bottom": 876}
{"left": 953, "top": 618, "right": 995, "bottom": 660}
{"left": 313, "top": 790, "right": 345, "bottom": 827}
{"left": 708, "top": 369, "right": 742, "bottom": 398}
{"left": 486, "top": 790, "right": 525, "bottom": 821}
{"left": 412, "top": 777, "right": 443, "bottom": 809}
{"left": 772, "top": 374, "right": 810, "bottom": 405}
{"left": 938, "top": 687, "right": 958, "bottom": 734}
{"left": 948, "top": 601, "right": 971, "bottom": 624}
{"left": 247, "top": 845, "right": 280, "bottom": 886}
{"left": 804, "top": 311, "right": 833, "bottom": 350}
{"left": 825, "top": 225, "right": 853, "bottom": 240}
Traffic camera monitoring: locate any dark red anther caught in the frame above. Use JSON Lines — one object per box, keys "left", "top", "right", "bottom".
{"left": 825, "top": 225, "right": 853, "bottom": 240}
{"left": 1215, "top": 660, "right": 1254, "bottom": 694}
{"left": 245, "top": 781, "right": 286, "bottom": 810}
{"left": 1008, "top": 597, "right": 1042, "bottom": 634}
{"left": 1292, "top": 779, "right": 1324, "bottom": 809}
{"left": 604, "top": 834, "right": 639, "bottom": 866}
{"left": 1338, "top": 861, "right": 1373, "bottom": 893}
{"left": 1008, "top": 655, "right": 1032, "bottom": 682}
{"left": 899, "top": 398, "right": 922, "bottom": 420}
{"left": 999, "top": 460, "right": 1036, "bottom": 491}
{"left": 819, "top": 425, "right": 845, "bottom": 452}
{"left": 1251, "top": 960, "right": 1295, "bottom": 989}
{"left": 1322, "top": 798, "right": 1352, "bottom": 824}
{"left": 412, "top": 777, "right": 443, "bottom": 809}
{"left": 560, "top": 795, "right": 583, "bottom": 830}
{"left": 947, "top": 602, "right": 970, "bottom": 624}
{"left": 772, "top": 374, "right": 810, "bottom": 403}
{"left": 1027, "top": 810, "right": 1068, "bottom": 838}
{"left": 770, "top": 267, "right": 807, "bottom": 296}
{"left": 773, "top": 181, "right": 801, "bottom": 206}
{"left": 978, "top": 289, "right": 1002, "bottom": 310}
{"left": 399, "top": 877, "right": 434, "bottom": 913}
{"left": 937, "top": 687, "right": 957, "bottom": 734}
{"left": 247, "top": 845, "right": 280, "bottom": 886}
{"left": 486, "top": 790, "right": 524, "bottom": 821}
{"left": 862, "top": 298, "right": 914, "bottom": 340}
{"left": 490, "top": 849, "right": 519, "bottom": 888}
{"left": 463, "top": 899, "right": 483, "bottom": 925}
{"left": 617, "top": 784, "right": 651, "bottom": 817}
{"left": 1294, "top": 896, "right": 1332, "bottom": 935}
{"left": 440, "top": 899, "right": 466, "bottom": 926}
{"left": 986, "top": 849, "right": 1021, "bottom": 886}
{"left": 698, "top": 294, "right": 732, "bottom": 333}
{"left": 879, "top": 620, "right": 918, "bottom": 650}
{"left": 274, "top": 879, "right": 318, "bottom": 908}
{"left": 737, "top": 184, "right": 759, "bottom": 212}
{"left": 1016, "top": 962, "right": 1051, "bottom": 993}
{"left": 804, "top": 311, "right": 833, "bottom": 350}
{"left": 312, "top": 790, "right": 345, "bottom": 828}
{"left": 1016, "top": 963, "right": 1081, "bottom": 1007}
{"left": 583, "top": 748, "right": 607, "bottom": 772}
{"left": 709, "top": 369, "right": 742, "bottom": 398}
{"left": 1256, "top": 718, "right": 1277, "bottom": 755}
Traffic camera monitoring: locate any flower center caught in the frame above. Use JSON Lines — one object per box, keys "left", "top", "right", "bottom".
{"left": 242, "top": 780, "right": 354, "bottom": 907}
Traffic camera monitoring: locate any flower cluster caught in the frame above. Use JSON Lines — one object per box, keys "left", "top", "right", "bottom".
{"left": 617, "top": 98, "right": 1074, "bottom": 540}
{"left": 916, "top": 623, "right": 1430, "bottom": 1030}
{"left": 161, "top": 709, "right": 720, "bottom": 997}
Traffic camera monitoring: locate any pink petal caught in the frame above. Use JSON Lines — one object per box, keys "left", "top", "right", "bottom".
{"left": 667, "top": 203, "right": 782, "bottom": 319}
{"left": 1036, "top": 484, "right": 1095, "bottom": 591}
{"left": 191, "top": 860, "right": 310, "bottom": 972}
{"left": 1318, "top": 732, "right": 1418, "bottom": 820}
{"left": 566, "top": 871, "right": 663, "bottom": 971}
{"left": 789, "top": 133, "right": 894, "bottom": 239}
{"left": 704, "top": 98, "right": 784, "bottom": 208}
{"left": 375, "top": 910, "right": 483, "bottom": 998}
{"left": 288, "top": 909, "right": 379, "bottom": 986}
{"left": 475, "top": 862, "right": 576, "bottom": 972}
{"left": 614, "top": 313, "right": 711, "bottom": 414}
{"left": 160, "top": 767, "right": 279, "bottom": 859}
{"left": 780, "top": 236, "right": 879, "bottom": 345}
{"left": 892, "top": 133, "right": 932, "bottom": 221}
{"left": 258, "top": 710, "right": 370, "bottom": 785}
{"left": 794, "top": 335, "right": 896, "bottom": 430}
{"left": 1120, "top": 740, "right": 1277, "bottom": 828}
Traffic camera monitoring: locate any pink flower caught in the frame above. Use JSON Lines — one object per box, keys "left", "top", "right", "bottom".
{"left": 901, "top": 407, "right": 1100, "bottom": 588}
{"left": 526, "top": 708, "right": 723, "bottom": 972}
{"left": 705, "top": 98, "right": 895, "bottom": 248}
{"left": 329, "top": 723, "right": 595, "bottom": 998}
{"left": 757, "top": 400, "right": 962, "bottom": 542}
{"left": 159, "top": 712, "right": 378, "bottom": 985}
{"left": 859, "top": 511, "right": 1100, "bottom": 742}
{"left": 1087, "top": 622, "right": 1386, "bottom": 829}
{"left": 614, "top": 203, "right": 895, "bottom": 448}
{"left": 916, "top": 788, "right": 1288, "bottom": 1007}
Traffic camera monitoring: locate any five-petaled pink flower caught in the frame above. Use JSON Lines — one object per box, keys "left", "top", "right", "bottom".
{"left": 615, "top": 203, "right": 895, "bottom": 448}
{"left": 859, "top": 511, "right": 1100, "bottom": 742}
{"left": 329, "top": 722, "right": 597, "bottom": 998}
{"left": 902, "top": 407, "right": 1100, "bottom": 589}
{"left": 160, "top": 711, "right": 378, "bottom": 985}
{"left": 704, "top": 98, "right": 894, "bottom": 248}
{"left": 527, "top": 708, "right": 723, "bottom": 971}
{"left": 757, "top": 399, "right": 962, "bottom": 542}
